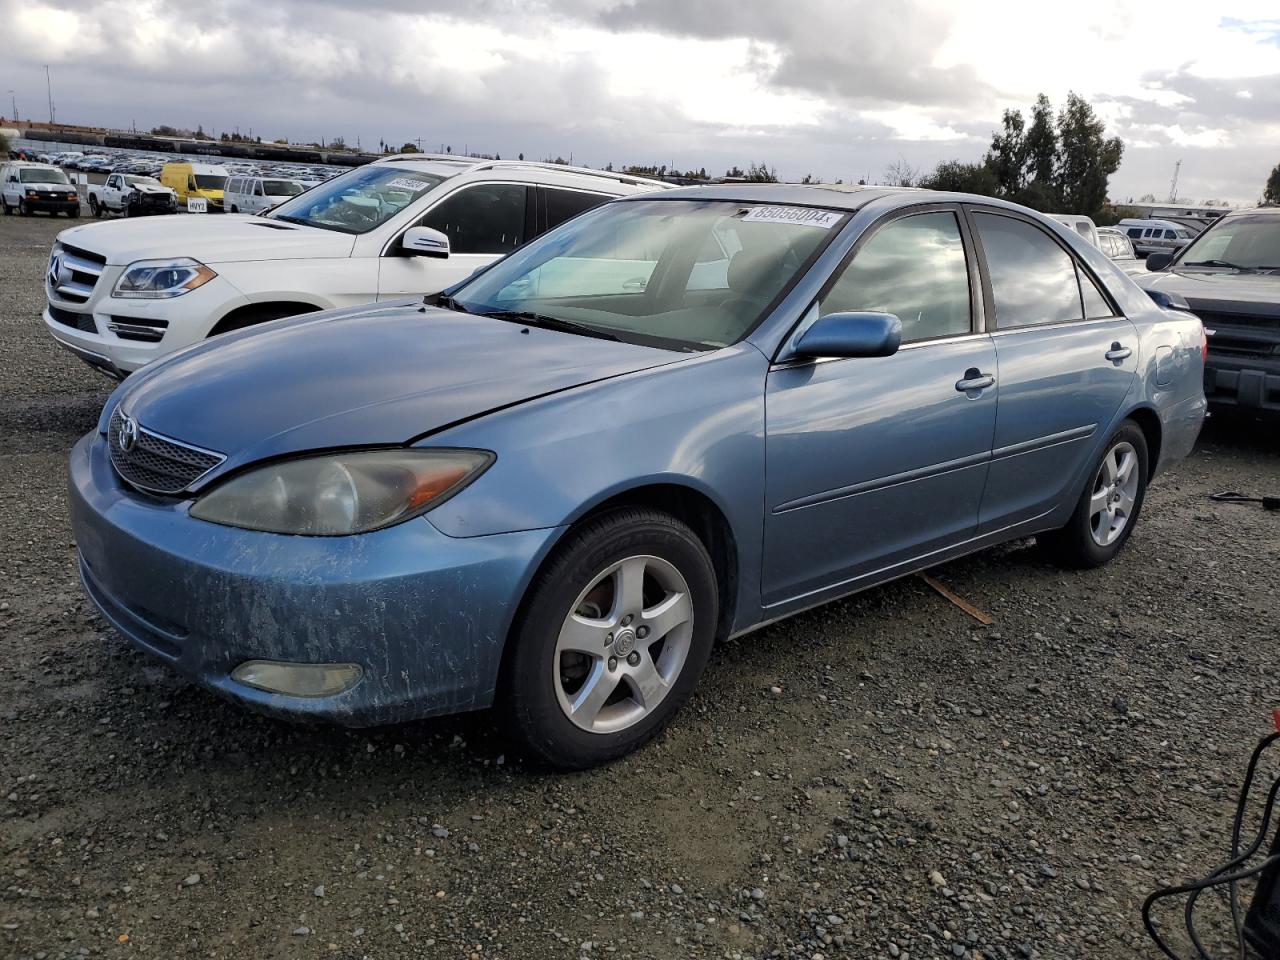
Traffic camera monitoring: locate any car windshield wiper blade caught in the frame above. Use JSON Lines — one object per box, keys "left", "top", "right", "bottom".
{"left": 476, "top": 310, "right": 622, "bottom": 342}
{"left": 1182, "top": 259, "right": 1254, "bottom": 270}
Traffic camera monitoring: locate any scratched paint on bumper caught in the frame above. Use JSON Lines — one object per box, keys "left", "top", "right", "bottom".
{"left": 68, "top": 431, "right": 558, "bottom": 726}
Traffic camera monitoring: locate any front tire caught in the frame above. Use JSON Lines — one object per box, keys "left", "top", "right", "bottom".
{"left": 90, "top": 196, "right": 101, "bottom": 217}
{"left": 18, "top": 199, "right": 29, "bottom": 216}
{"left": 501, "top": 509, "right": 719, "bottom": 769}
{"left": 1039, "top": 421, "right": 1148, "bottom": 569}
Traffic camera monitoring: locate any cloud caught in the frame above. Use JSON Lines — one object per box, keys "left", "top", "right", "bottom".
{"left": 3, "top": 0, "right": 1279, "bottom": 203}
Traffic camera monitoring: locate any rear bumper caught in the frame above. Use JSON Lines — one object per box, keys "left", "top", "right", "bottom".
{"left": 1205, "top": 356, "right": 1280, "bottom": 414}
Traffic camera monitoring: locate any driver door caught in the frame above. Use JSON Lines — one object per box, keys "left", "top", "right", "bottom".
{"left": 377, "top": 183, "right": 534, "bottom": 300}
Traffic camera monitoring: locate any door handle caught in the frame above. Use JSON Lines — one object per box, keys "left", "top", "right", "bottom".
{"left": 955, "top": 369, "right": 995, "bottom": 393}
{"left": 1105, "top": 342, "right": 1132, "bottom": 362}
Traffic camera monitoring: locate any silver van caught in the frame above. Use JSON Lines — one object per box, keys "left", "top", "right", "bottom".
{"left": 1117, "top": 218, "right": 1194, "bottom": 257}
{"left": 223, "top": 175, "right": 306, "bottom": 215}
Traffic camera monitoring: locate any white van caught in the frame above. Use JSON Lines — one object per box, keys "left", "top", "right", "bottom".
{"left": 1117, "top": 218, "right": 1195, "bottom": 257}
{"left": 0, "top": 161, "right": 81, "bottom": 217}
{"left": 223, "top": 175, "right": 307, "bottom": 215}
{"left": 42, "top": 155, "right": 669, "bottom": 376}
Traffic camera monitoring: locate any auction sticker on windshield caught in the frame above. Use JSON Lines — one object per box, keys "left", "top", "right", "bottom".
{"left": 741, "top": 206, "right": 842, "bottom": 228}
{"left": 385, "top": 177, "right": 434, "bottom": 192}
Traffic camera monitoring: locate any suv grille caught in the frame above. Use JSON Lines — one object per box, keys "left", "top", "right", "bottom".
{"left": 1194, "top": 309, "right": 1280, "bottom": 360}
{"left": 108, "top": 407, "right": 226, "bottom": 495}
{"left": 48, "top": 242, "right": 107, "bottom": 305}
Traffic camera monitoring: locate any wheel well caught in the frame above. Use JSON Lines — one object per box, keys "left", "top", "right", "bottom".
{"left": 1126, "top": 407, "right": 1163, "bottom": 474}
{"left": 208, "top": 301, "right": 321, "bottom": 337}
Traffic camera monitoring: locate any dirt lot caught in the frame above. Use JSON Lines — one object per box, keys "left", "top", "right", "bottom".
{"left": 2, "top": 211, "right": 1278, "bottom": 960}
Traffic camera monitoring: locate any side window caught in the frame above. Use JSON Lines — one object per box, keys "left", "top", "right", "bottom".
{"left": 544, "top": 188, "right": 608, "bottom": 232}
{"left": 1126, "top": 228, "right": 1142, "bottom": 239}
{"left": 420, "top": 184, "right": 528, "bottom": 255}
{"left": 254, "top": 181, "right": 264, "bottom": 196}
{"left": 973, "top": 212, "right": 1082, "bottom": 329}
{"left": 1079, "top": 268, "right": 1114, "bottom": 318}
{"left": 820, "top": 211, "right": 971, "bottom": 343}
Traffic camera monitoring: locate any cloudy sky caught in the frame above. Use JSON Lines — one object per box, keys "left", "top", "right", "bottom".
{"left": 4, "top": 0, "right": 1280, "bottom": 204}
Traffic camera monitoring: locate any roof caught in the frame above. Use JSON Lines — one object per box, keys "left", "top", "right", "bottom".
{"left": 623, "top": 182, "right": 920, "bottom": 211}
{"left": 373, "top": 154, "right": 670, "bottom": 190}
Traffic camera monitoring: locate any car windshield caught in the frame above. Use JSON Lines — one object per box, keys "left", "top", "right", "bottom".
{"left": 193, "top": 174, "right": 226, "bottom": 189}
{"left": 263, "top": 179, "right": 303, "bottom": 196}
{"left": 20, "top": 168, "right": 70, "bottom": 184}
{"left": 1177, "top": 215, "right": 1280, "bottom": 270}
{"left": 268, "top": 165, "right": 448, "bottom": 234}
{"left": 450, "top": 198, "right": 845, "bottom": 351}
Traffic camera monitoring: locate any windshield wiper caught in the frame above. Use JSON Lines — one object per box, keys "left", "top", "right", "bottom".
{"left": 1182, "top": 259, "right": 1255, "bottom": 270}
{"left": 426, "top": 293, "right": 470, "bottom": 314}
{"left": 476, "top": 310, "right": 622, "bottom": 342}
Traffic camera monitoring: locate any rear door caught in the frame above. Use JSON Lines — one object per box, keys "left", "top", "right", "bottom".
{"left": 966, "top": 208, "right": 1138, "bottom": 532}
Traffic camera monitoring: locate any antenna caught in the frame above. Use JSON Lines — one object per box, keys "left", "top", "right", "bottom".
{"left": 1168, "top": 159, "right": 1181, "bottom": 203}
{"left": 44, "top": 64, "right": 54, "bottom": 124}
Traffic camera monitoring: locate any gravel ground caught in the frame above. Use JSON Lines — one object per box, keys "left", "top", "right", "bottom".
{"left": 2, "top": 212, "right": 1279, "bottom": 960}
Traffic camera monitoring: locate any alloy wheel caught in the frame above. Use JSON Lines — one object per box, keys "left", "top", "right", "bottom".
{"left": 1089, "top": 440, "right": 1139, "bottom": 546}
{"left": 553, "top": 554, "right": 695, "bottom": 734}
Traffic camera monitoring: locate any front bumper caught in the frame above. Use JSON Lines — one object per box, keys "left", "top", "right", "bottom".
{"left": 44, "top": 275, "right": 246, "bottom": 374}
{"left": 69, "top": 431, "right": 558, "bottom": 726}
{"left": 1205, "top": 356, "right": 1280, "bottom": 414}
{"left": 24, "top": 195, "right": 79, "bottom": 213}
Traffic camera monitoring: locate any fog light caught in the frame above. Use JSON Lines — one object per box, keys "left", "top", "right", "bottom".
{"left": 231, "top": 660, "right": 363, "bottom": 697}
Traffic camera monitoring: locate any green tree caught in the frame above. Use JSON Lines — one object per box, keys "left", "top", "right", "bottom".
{"left": 1023, "top": 93, "right": 1057, "bottom": 187}
{"left": 0, "top": 131, "right": 10, "bottom": 157}
{"left": 400, "top": 142, "right": 416, "bottom": 153}
{"left": 985, "top": 108, "right": 1025, "bottom": 195}
{"left": 919, "top": 160, "right": 999, "bottom": 195}
{"left": 1264, "top": 164, "right": 1280, "bottom": 204}
{"left": 745, "top": 161, "right": 777, "bottom": 182}
{"left": 1055, "top": 92, "right": 1123, "bottom": 217}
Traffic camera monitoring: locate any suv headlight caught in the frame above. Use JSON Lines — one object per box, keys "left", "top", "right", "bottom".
{"left": 112, "top": 257, "right": 217, "bottom": 299}
{"left": 189, "top": 449, "right": 493, "bottom": 536}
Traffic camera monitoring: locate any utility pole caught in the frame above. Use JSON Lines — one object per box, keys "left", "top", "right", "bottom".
{"left": 44, "top": 65, "right": 54, "bottom": 124}
{"left": 1168, "top": 159, "right": 1182, "bottom": 203}
{"left": 6, "top": 90, "right": 15, "bottom": 121}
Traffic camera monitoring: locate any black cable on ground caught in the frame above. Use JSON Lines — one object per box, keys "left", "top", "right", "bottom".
{"left": 1143, "top": 730, "right": 1280, "bottom": 959}
{"left": 1209, "top": 491, "right": 1280, "bottom": 511}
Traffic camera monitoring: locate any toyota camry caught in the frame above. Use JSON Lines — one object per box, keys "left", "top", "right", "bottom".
{"left": 69, "top": 185, "right": 1207, "bottom": 768}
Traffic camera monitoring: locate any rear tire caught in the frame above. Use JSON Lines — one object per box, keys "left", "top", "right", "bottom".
{"left": 500, "top": 509, "right": 718, "bottom": 770}
{"left": 1038, "top": 421, "right": 1148, "bottom": 569}
{"left": 1, "top": 199, "right": 9, "bottom": 216}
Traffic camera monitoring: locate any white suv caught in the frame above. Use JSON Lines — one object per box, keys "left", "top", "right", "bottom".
{"left": 42, "top": 155, "right": 668, "bottom": 377}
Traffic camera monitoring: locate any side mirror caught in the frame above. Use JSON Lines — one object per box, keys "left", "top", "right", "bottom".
{"left": 793, "top": 311, "right": 902, "bottom": 360}
{"left": 1146, "top": 252, "right": 1174, "bottom": 271}
{"left": 402, "top": 226, "right": 450, "bottom": 259}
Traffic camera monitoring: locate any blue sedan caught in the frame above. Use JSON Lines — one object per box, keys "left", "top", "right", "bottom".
{"left": 69, "top": 185, "right": 1207, "bottom": 768}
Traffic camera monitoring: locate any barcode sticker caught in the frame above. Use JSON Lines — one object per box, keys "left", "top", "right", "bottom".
{"left": 741, "top": 206, "right": 843, "bottom": 228}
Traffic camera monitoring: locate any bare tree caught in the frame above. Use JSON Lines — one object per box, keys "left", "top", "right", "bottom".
{"left": 884, "top": 156, "right": 921, "bottom": 187}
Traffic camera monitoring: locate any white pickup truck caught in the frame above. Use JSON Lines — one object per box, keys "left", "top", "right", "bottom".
{"left": 87, "top": 173, "right": 178, "bottom": 218}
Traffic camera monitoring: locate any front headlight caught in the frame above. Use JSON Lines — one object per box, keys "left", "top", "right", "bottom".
{"left": 112, "top": 258, "right": 217, "bottom": 299}
{"left": 189, "top": 449, "right": 493, "bottom": 535}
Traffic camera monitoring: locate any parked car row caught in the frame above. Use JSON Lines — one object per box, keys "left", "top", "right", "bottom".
{"left": 44, "top": 161, "right": 1212, "bottom": 767}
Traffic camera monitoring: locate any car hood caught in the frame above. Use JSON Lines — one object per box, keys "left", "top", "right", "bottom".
{"left": 113, "top": 302, "right": 683, "bottom": 485}
{"left": 129, "top": 183, "right": 172, "bottom": 195}
{"left": 55, "top": 214, "right": 355, "bottom": 265}
{"left": 1136, "top": 269, "right": 1280, "bottom": 314}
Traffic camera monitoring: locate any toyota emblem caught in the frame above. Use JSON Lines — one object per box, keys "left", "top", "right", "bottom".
{"left": 118, "top": 415, "right": 139, "bottom": 453}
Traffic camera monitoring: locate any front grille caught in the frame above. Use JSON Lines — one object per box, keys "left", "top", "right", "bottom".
{"left": 48, "top": 304, "right": 97, "bottom": 333}
{"left": 108, "top": 407, "right": 226, "bottom": 495}
{"left": 1194, "top": 308, "right": 1280, "bottom": 361}
{"left": 48, "top": 242, "right": 107, "bottom": 305}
